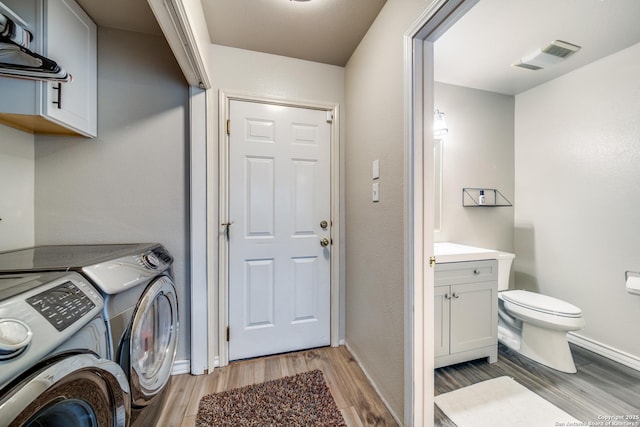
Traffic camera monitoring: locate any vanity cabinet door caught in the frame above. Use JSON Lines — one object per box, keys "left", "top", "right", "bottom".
{"left": 449, "top": 282, "right": 497, "bottom": 354}
{"left": 434, "top": 285, "right": 451, "bottom": 358}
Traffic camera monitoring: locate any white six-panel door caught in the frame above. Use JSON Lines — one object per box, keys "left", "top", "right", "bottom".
{"left": 228, "top": 100, "right": 331, "bottom": 361}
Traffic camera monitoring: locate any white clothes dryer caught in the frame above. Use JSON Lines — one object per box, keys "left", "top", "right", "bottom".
{"left": 0, "top": 271, "right": 130, "bottom": 426}
{"left": 0, "top": 243, "right": 179, "bottom": 426}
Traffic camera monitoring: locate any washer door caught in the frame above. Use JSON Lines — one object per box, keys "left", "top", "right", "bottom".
{"left": 129, "top": 275, "right": 178, "bottom": 406}
{"left": 0, "top": 353, "right": 130, "bottom": 427}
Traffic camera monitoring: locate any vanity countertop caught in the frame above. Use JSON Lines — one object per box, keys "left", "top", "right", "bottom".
{"left": 434, "top": 242, "right": 502, "bottom": 263}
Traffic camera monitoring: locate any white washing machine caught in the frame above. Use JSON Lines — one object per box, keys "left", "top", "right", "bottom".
{"left": 0, "top": 271, "right": 130, "bottom": 426}
{"left": 0, "top": 243, "right": 179, "bottom": 426}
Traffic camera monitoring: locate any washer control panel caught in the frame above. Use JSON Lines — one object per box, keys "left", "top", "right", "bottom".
{"left": 0, "top": 272, "right": 104, "bottom": 388}
{"left": 26, "top": 281, "right": 97, "bottom": 331}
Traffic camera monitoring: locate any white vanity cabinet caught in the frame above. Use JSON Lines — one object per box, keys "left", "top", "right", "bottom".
{"left": 0, "top": 0, "right": 97, "bottom": 137}
{"left": 434, "top": 259, "right": 498, "bottom": 368}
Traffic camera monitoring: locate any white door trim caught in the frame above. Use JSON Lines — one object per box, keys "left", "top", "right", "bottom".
{"left": 189, "top": 86, "right": 209, "bottom": 375}
{"left": 403, "top": 1, "right": 478, "bottom": 424}
{"left": 217, "top": 90, "right": 341, "bottom": 367}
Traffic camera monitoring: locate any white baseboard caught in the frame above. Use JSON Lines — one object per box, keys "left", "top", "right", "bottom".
{"left": 172, "top": 356, "right": 222, "bottom": 376}
{"left": 568, "top": 333, "right": 640, "bottom": 372}
{"left": 171, "top": 359, "right": 191, "bottom": 375}
{"left": 345, "top": 342, "right": 402, "bottom": 426}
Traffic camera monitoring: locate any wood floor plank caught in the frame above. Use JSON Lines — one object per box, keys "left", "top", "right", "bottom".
{"left": 160, "top": 346, "right": 397, "bottom": 427}
{"left": 182, "top": 374, "right": 210, "bottom": 419}
{"left": 179, "top": 415, "right": 195, "bottom": 427}
{"left": 263, "top": 352, "right": 284, "bottom": 381}
{"left": 329, "top": 346, "right": 398, "bottom": 427}
{"left": 155, "top": 374, "right": 198, "bottom": 427}
{"left": 341, "top": 406, "right": 366, "bottom": 427}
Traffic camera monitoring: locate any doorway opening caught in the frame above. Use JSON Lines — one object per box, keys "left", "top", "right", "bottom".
{"left": 403, "top": 0, "right": 478, "bottom": 424}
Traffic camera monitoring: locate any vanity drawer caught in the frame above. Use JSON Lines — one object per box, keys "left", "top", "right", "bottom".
{"left": 435, "top": 260, "right": 497, "bottom": 286}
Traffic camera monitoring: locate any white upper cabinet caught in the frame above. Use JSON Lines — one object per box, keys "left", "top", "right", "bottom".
{"left": 0, "top": 0, "right": 97, "bottom": 137}
{"left": 43, "top": 0, "right": 97, "bottom": 136}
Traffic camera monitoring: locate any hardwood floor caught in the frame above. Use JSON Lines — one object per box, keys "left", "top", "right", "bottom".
{"left": 435, "top": 343, "right": 640, "bottom": 426}
{"left": 157, "top": 346, "right": 399, "bottom": 427}
{"left": 158, "top": 342, "right": 640, "bottom": 426}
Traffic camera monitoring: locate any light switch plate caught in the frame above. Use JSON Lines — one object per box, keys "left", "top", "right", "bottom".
{"left": 372, "top": 182, "right": 380, "bottom": 202}
{"left": 372, "top": 160, "right": 380, "bottom": 180}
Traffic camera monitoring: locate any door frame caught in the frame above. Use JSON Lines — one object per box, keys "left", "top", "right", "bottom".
{"left": 217, "top": 90, "right": 341, "bottom": 367}
{"left": 404, "top": 0, "right": 478, "bottom": 424}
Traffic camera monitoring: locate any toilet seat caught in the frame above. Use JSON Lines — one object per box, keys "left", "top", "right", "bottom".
{"left": 500, "top": 290, "right": 582, "bottom": 318}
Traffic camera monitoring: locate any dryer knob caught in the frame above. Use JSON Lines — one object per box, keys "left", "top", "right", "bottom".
{"left": 0, "top": 319, "right": 33, "bottom": 360}
{"left": 141, "top": 252, "right": 160, "bottom": 270}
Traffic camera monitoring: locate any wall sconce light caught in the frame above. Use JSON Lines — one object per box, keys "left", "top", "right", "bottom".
{"left": 433, "top": 109, "right": 448, "bottom": 137}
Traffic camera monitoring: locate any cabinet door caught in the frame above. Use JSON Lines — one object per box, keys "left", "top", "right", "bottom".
{"left": 44, "top": 0, "right": 97, "bottom": 136}
{"left": 434, "top": 286, "right": 450, "bottom": 358}
{"left": 449, "top": 282, "right": 497, "bottom": 354}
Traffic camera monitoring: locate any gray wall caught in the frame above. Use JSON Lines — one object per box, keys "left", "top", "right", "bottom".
{"left": 434, "top": 82, "right": 515, "bottom": 253}
{"left": 344, "top": 0, "right": 427, "bottom": 420}
{"left": 514, "top": 42, "right": 640, "bottom": 358}
{"left": 34, "top": 28, "right": 191, "bottom": 360}
{"left": 0, "top": 124, "right": 34, "bottom": 251}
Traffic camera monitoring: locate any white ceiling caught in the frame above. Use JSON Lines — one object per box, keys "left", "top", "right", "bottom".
{"left": 435, "top": 0, "right": 640, "bottom": 95}
{"left": 75, "top": 0, "right": 640, "bottom": 93}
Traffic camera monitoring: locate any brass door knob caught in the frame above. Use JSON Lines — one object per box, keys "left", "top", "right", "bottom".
{"left": 320, "top": 238, "right": 330, "bottom": 247}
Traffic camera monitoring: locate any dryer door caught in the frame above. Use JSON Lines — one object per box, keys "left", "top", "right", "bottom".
{"left": 0, "top": 353, "right": 130, "bottom": 427}
{"left": 129, "top": 275, "right": 178, "bottom": 406}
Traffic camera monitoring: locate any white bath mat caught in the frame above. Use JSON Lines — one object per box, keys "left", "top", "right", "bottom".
{"left": 435, "top": 376, "right": 581, "bottom": 427}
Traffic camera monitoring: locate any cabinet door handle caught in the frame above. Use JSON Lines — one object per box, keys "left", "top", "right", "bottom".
{"left": 52, "top": 83, "right": 62, "bottom": 109}
{"left": 444, "top": 293, "right": 451, "bottom": 300}
{"left": 452, "top": 292, "right": 460, "bottom": 299}
{"left": 473, "top": 269, "right": 480, "bottom": 275}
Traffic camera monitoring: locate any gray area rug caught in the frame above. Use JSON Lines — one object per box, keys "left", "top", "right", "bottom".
{"left": 196, "top": 369, "right": 346, "bottom": 426}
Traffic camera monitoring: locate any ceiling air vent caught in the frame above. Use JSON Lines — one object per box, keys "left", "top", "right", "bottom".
{"left": 512, "top": 40, "right": 581, "bottom": 71}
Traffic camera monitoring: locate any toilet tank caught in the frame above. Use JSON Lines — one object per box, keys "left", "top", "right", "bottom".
{"left": 497, "top": 252, "right": 515, "bottom": 291}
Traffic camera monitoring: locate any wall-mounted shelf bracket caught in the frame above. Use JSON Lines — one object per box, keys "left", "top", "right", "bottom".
{"left": 462, "top": 188, "right": 512, "bottom": 207}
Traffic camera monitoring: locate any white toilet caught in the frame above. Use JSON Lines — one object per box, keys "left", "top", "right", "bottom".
{"left": 496, "top": 252, "right": 585, "bottom": 373}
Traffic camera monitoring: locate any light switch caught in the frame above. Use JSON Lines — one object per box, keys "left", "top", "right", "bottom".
{"left": 372, "top": 160, "right": 380, "bottom": 180}
{"left": 372, "top": 182, "right": 380, "bottom": 202}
